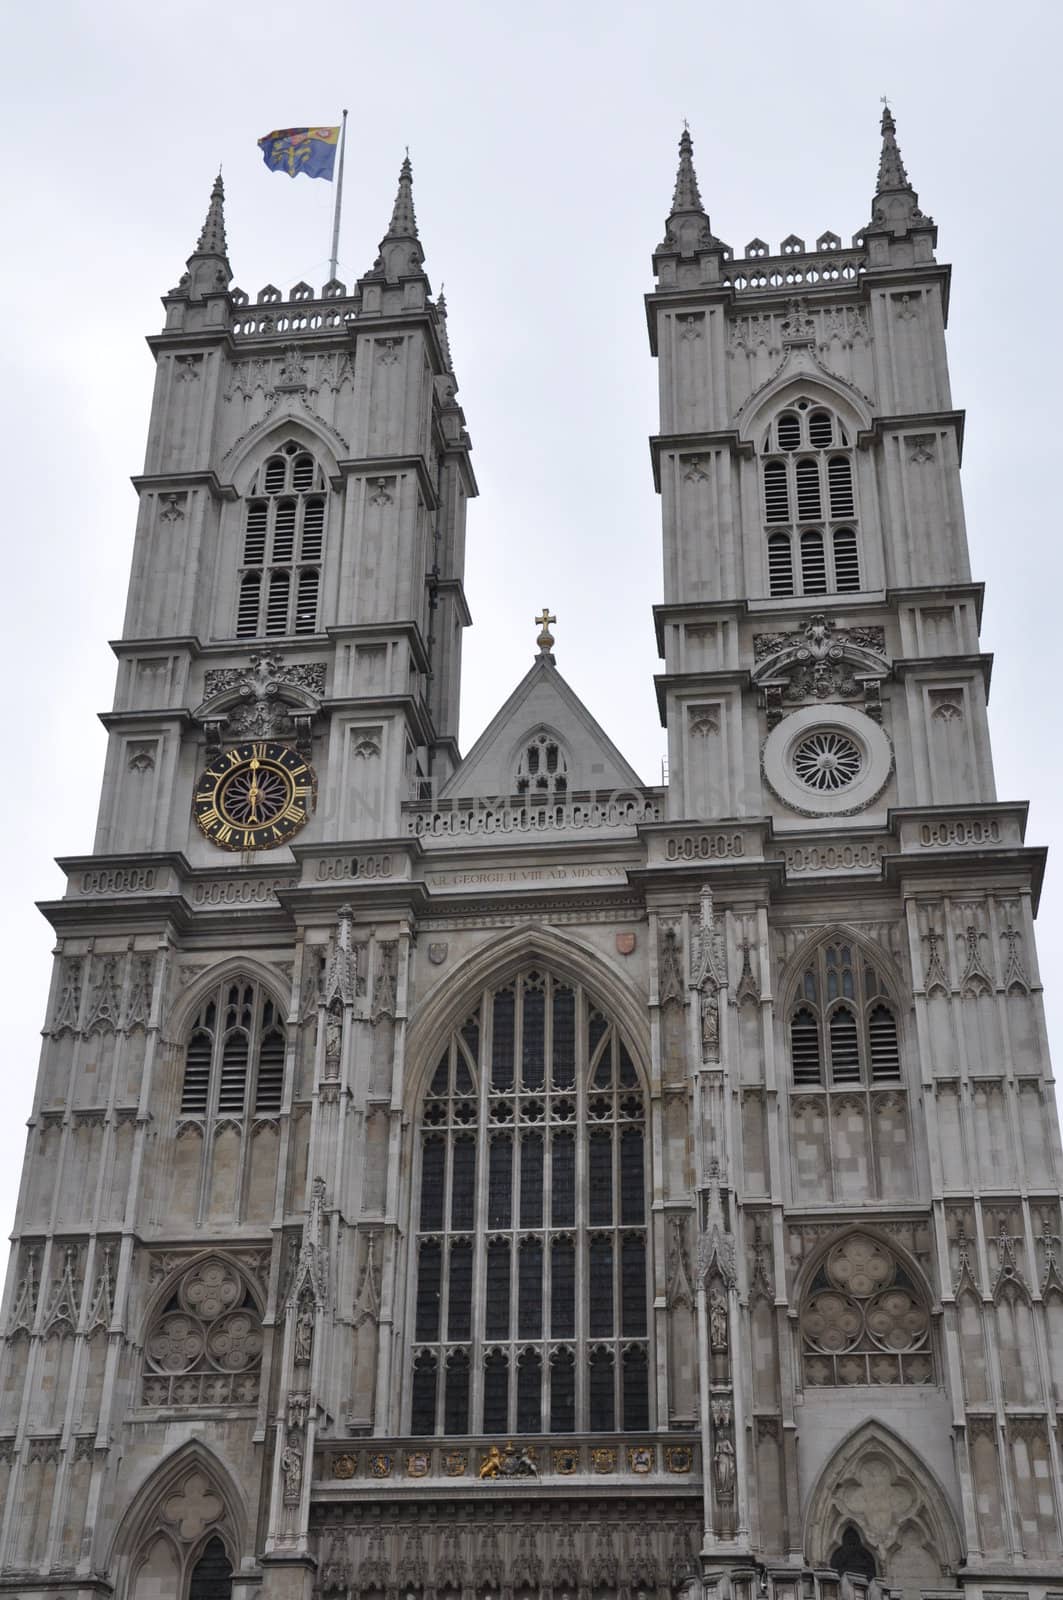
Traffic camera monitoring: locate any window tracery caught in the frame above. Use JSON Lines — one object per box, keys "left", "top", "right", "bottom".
{"left": 410, "top": 967, "right": 650, "bottom": 1436}
{"left": 180, "top": 979, "right": 287, "bottom": 1123}
{"left": 141, "top": 1258, "right": 263, "bottom": 1409}
{"left": 789, "top": 942, "right": 901, "bottom": 1087}
{"left": 515, "top": 734, "right": 569, "bottom": 801}
{"left": 236, "top": 440, "right": 326, "bottom": 639}
{"left": 801, "top": 1234, "right": 932, "bottom": 1386}
{"left": 761, "top": 400, "right": 861, "bottom": 597}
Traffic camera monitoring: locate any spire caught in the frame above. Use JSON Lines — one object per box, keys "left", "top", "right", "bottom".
{"left": 655, "top": 125, "right": 725, "bottom": 266}
{"left": 365, "top": 151, "right": 426, "bottom": 282}
{"left": 866, "top": 101, "right": 933, "bottom": 242}
{"left": 195, "top": 171, "right": 228, "bottom": 256}
{"left": 386, "top": 152, "right": 419, "bottom": 241}
{"left": 671, "top": 126, "right": 704, "bottom": 215}
{"left": 876, "top": 103, "right": 910, "bottom": 194}
{"left": 173, "top": 170, "right": 232, "bottom": 299}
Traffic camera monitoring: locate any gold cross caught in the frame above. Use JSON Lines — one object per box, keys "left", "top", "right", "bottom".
{"left": 535, "top": 608, "right": 556, "bottom": 631}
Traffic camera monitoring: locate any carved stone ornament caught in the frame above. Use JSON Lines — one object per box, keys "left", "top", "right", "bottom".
{"left": 1001, "top": 921, "right": 1032, "bottom": 995}
{"left": 9, "top": 1246, "right": 40, "bottom": 1335}
{"left": 428, "top": 941, "right": 449, "bottom": 965}
{"left": 289, "top": 1174, "right": 328, "bottom": 1315}
{"left": 959, "top": 922, "right": 994, "bottom": 997}
{"left": 478, "top": 1441, "right": 539, "bottom": 1479}
{"left": 697, "top": 1162, "right": 736, "bottom": 1288}
{"left": 51, "top": 958, "right": 83, "bottom": 1034}
{"left": 323, "top": 903, "right": 357, "bottom": 1008}
{"left": 753, "top": 612, "right": 888, "bottom": 713}
{"left": 196, "top": 652, "right": 325, "bottom": 745}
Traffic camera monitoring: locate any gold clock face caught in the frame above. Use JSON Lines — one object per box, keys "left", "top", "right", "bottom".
{"left": 193, "top": 741, "right": 316, "bottom": 851}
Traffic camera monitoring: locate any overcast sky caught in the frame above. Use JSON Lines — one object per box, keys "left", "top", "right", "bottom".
{"left": 1, "top": 0, "right": 1060, "bottom": 1247}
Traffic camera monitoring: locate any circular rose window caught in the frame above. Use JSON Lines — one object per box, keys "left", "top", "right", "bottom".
{"left": 762, "top": 705, "right": 893, "bottom": 817}
{"left": 792, "top": 731, "right": 862, "bottom": 792}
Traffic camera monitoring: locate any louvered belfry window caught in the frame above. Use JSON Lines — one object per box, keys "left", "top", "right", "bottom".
{"left": 788, "top": 943, "right": 902, "bottom": 1088}
{"left": 760, "top": 401, "right": 862, "bottom": 597}
{"left": 180, "top": 979, "right": 287, "bottom": 1121}
{"left": 410, "top": 968, "right": 650, "bottom": 1436}
{"left": 235, "top": 440, "right": 326, "bottom": 638}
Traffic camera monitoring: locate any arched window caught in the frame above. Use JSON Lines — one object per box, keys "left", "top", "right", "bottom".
{"left": 830, "top": 1526, "right": 877, "bottom": 1579}
{"left": 140, "top": 1257, "right": 263, "bottom": 1409}
{"left": 788, "top": 942, "right": 901, "bottom": 1088}
{"left": 235, "top": 440, "right": 326, "bottom": 638}
{"left": 800, "top": 1232, "right": 932, "bottom": 1385}
{"left": 180, "top": 978, "right": 287, "bottom": 1120}
{"left": 189, "top": 1536, "right": 233, "bottom": 1600}
{"left": 125, "top": 1468, "right": 236, "bottom": 1600}
{"left": 514, "top": 733, "right": 569, "bottom": 802}
{"left": 761, "top": 399, "right": 862, "bottom": 596}
{"left": 409, "top": 967, "right": 650, "bottom": 1436}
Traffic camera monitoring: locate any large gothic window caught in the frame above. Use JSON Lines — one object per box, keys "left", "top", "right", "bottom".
{"left": 761, "top": 400, "right": 861, "bottom": 597}
{"left": 409, "top": 968, "right": 650, "bottom": 1436}
{"left": 235, "top": 440, "right": 326, "bottom": 639}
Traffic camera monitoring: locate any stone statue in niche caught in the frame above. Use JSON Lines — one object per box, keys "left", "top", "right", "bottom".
{"left": 294, "top": 1301, "right": 314, "bottom": 1365}
{"left": 323, "top": 997, "right": 343, "bottom": 1073}
{"left": 712, "top": 1438, "right": 735, "bottom": 1500}
{"left": 709, "top": 1286, "right": 729, "bottom": 1352}
{"left": 700, "top": 989, "right": 719, "bottom": 1055}
{"left": 281, "top": 1437, "right": 303, "bottom": 1503}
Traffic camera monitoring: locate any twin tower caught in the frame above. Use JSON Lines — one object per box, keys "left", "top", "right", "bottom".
{"left": 0, "top": 111, "right": 1059, "bottom": 1600}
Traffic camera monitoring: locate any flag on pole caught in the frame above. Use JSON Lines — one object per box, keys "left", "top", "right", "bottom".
{"left": 258, "top": 127, "right": 340, "bottom": 180}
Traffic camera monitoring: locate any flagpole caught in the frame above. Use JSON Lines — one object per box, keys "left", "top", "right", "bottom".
{"left": 328, "top": 109, "right": 349, "bottom": 283}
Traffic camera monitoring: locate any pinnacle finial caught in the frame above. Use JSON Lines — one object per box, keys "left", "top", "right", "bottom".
{"left": 876, "top": 100, "right": 911, "bottom": 194}
{"left": 535, "top": 607, "right": 556, "bottom": 659}
{"left": 670, "top": 125, "right": 705, "bottom": 216}
{"left": 194, "top": 171, "right": 228, "bottom": 257}
{"left": 385, "top": 152, "right": 419, "bottom": 240}
{"left": 436, "top": 289, "right": 454, "bottom": 372}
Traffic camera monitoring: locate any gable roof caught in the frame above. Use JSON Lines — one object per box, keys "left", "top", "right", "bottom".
{"left": 441, "top": 656, "right": 644, "bottom": 801}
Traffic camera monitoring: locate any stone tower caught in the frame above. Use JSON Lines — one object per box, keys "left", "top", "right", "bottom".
{"left": 0, "top": 110, "right": 1060, "bottom": 1600}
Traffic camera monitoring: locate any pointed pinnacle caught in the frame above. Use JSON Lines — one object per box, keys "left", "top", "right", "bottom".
{"left": 876, "top": 103, "right": 911, "bottom": 194}
{"left": 670, "top": 126, "right": 705, "bottom": 215}
{"left": 437, "top": 290, "right": 454, "bottom": 372}
{"left": 384, "top": 153, "right": 419, "bottom": 240}
{"left": 194, "top": 171, "right": 228, "bottom": 257}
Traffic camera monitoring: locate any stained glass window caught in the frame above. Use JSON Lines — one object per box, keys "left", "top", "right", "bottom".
{"left": 410, "top": 971, "right": 650, "bottom": 1434}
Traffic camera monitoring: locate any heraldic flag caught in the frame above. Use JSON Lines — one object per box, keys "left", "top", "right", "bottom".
{"left": 258, "top": 126, "right": 339, "bottom": 180}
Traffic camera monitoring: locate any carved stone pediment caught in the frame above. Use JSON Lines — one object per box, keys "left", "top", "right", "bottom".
{"left": 193, "top": 652, "right": 325, "bottom": 747}
{"left": 753, "top": 614, "right": 888, "bottom": 726}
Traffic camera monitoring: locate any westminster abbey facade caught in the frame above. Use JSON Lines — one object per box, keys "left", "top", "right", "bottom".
{"left": 1, "top": 110, "right": 1061, "bottom": 1600}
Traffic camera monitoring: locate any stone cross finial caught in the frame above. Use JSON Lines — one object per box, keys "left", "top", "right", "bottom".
{"left": 535, "top": 608, "right": 556, "bottom": 657}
